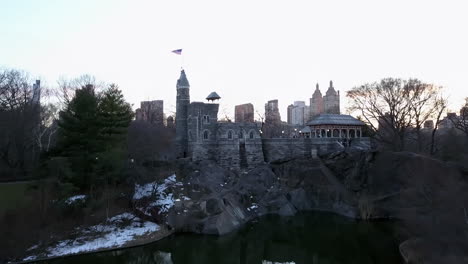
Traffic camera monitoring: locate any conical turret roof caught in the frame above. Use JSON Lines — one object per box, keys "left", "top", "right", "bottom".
{"left": 206, "top": 91, "right": 221, "bottom": 101}
{"left": 177, "top": 69, "right": 190, "bottom": 88}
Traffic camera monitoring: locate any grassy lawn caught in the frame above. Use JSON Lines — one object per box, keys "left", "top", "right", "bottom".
{"left": 0, "top": 182, "right": 32, "bottom": 216}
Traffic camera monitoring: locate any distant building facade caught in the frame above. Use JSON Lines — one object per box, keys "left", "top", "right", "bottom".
{"left": 32, "top": 80, "right": 41, "bottom": 105}
{"left": 287, "top": 104, "right": 294, "bottom": 124}
{"left": 290, "top": 101, "right": 310, "bottom": 126}
{"left": 309, "top": 81, "right": 340, "bottom": 118}
{"left": 423, "top": 120, "right": 434, "bottom": 130}
{"left": 235, "top": 103, "right": 254, "bottom": 123}
{"left": 135, "top": 100, "right": 164, "bottom": 125}
{"left": 265, "top": 99, "right": 281, "bottom": 124}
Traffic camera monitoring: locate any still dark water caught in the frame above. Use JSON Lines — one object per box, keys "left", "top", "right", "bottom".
{"left": 40, "top": 212, "right": 402, "bottom": 264}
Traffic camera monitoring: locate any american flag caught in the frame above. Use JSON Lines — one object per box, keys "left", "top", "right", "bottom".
{"left": 172, "top": 49, "right": 182, "bottom": 55}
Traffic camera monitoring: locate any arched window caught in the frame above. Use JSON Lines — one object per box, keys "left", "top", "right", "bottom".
{"left": 249, "top": 131, "right": 254, "bottom": 139}
{"left": 203, "top": 130, "right": 209, "bottom": 140}
{"left": 228, "top": 130, "right": 233, "bottom": 139}
{"left": 188, "top": 130, "right": 192, "bottom": 141}
{"left": 203, "top": 115, "right": 210, "bottom": 124}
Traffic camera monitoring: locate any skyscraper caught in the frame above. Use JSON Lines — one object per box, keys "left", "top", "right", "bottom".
{"left": 235, "top": 103, "right": 254, "bottom": 123}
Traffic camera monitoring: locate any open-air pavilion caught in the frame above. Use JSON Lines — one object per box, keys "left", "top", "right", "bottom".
{"left": 301, "top": 114, "right": 366, "bottom": 138}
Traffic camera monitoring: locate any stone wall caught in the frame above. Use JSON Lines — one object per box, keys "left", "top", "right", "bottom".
{"left": 189, "top": 121, "right": 264, "bottom": 169}
{"left": 262, "top": 137, "right": 371, "bottom": 162}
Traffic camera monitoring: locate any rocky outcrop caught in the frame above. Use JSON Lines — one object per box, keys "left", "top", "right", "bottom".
{"left": 128, "top": 148, "right": 468, "bottom": 264}
{"left": 161, "top": 154, "right": 364, "bottom": 235}
{"left": 137, "top": 148, "right": 468, "bottom": 264}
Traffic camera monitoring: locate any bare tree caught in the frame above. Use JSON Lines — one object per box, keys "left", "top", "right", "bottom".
{"left": 35, "top": 103, "right": 59, "bottom": 153}
{"left": 0, "top": 69, "right": 32, "bottom": 111}
{"left": 347, "top": 78, "right": 446, "bottom": 152}
{"left": 0, "top": 69, "right": 40, "bottom": 179}
{"left": 430, "top": 96, "right": 447, "bottom": 155}
{"left": 55, "top": 75, "right": 104, "bottom": 108}
{"left": 450, "top": 98, "right": 468, "bottom": 137}
{"left": 405, "top": 81, "right": 447, "bottom": 152}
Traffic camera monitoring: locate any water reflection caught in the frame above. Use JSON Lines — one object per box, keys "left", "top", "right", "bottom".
{"left": 40, "top": 212, "right": 402, "bottom": 264}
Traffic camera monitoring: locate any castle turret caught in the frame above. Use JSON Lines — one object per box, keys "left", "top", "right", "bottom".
{"left": 175, "top": 70, "right": 190, "bottom": 158}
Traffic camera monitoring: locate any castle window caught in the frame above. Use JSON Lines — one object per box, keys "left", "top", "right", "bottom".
{"left": 188, "top": 130, "right": 192, "bottom": 141}
{"left": 228, "top": 130, "right": 233, "bottom": 139}
{"left": 203, "top": 115, "right": 210, "bottom": 124}
{"left": 249, "top": 131, "right": 254, "bottom": 139}
{"left": 203, "top": 130, "right": 209, "bottom": 140}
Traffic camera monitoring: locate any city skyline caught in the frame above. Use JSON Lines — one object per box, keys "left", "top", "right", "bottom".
{"left": 1, "top": 0, "right": 467, "bottom": 120}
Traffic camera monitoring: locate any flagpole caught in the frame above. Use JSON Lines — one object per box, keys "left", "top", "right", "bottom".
{"left": 171, "top": 49, "right": 183, "bottom": 69}
{"left": 181, "top": 53, "right": 184, "bottom": 70}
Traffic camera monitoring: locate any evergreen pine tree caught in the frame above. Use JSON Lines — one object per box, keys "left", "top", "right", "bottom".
{"left": 56, "top": 84, "right": 100, "bottom": 190}
{"left": 54, "top": 84, "right": 133, "bottom": 194}
{"left": 94, "top": 84, "right": 134, "bottom": 186}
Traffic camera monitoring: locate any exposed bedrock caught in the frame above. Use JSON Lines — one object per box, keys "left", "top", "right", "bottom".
{"left": 159, "top": 149, "right": 463, "bottom": 236}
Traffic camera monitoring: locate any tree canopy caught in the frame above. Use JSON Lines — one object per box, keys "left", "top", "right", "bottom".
{"left": 347, "top": 78, "right": 446, "bottom": 152}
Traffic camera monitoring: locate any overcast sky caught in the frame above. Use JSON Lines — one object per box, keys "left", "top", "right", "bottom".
{"left": 1, "top": 0, "right": 467, "bottom": 120}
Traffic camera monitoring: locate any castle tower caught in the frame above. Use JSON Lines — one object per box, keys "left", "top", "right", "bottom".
{"left": 175, "top": 69, "right": 190, "bottom": 158}
{"left": 310, "top": 83, "right": 324, "bottom": 118}
{"left": 323, "top": 80, "right": 340, "bottom": 114}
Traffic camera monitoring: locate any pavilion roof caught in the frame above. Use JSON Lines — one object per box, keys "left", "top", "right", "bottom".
{"left": 300, "top": 126, "right": 311, "bottom": 133}
{"left": 307, "top": 114, "right": 365, "bottom": 126}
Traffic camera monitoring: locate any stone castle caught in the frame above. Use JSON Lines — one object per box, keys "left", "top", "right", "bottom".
{"left": 175, "top": 70, "right": 369, "bottom": 169}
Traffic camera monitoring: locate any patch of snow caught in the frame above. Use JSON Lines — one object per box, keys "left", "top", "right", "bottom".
{"left": 182, "top": 196, "right": 191, "bottom": 201}
{"left": 249, "top": 203, "right": 258, "bottom": 210}
{"left": 108, "top": 212, "right": 135, "bottom": 222}
{"left": 27, "top": 244, "right": 39, "bottom": 251}
{"left": 24, "top": 213, "right": 159, "bottom": 261}
{"left": 65, "top": 195, "right": 86, "bottom": 205}
{"left": 133, "top": 182, "right": 158, "bottom": 200}
{"left": 134, "top": 174, "right": 179, "bottom": 215}
{"left": 150, "top": 193, "right": 174, "bottom": 214}
{"left": 23, "top": 255, "right": 36, "bottom": 261}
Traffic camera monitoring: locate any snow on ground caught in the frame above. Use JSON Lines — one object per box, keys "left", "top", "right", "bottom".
{"left": 23, "top": 213, "right": 159, "bottom": 261}
{"left": 247, "top": 203, "right": 258, "bottom": 211}
{"left": 134, "top": 174, "right": 183, "bottom": 215}
{"left": 65, "top": 195, "right": 86, "bottom": 205}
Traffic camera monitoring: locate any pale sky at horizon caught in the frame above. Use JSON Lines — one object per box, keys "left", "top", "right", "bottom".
{"left": 1, "top": 0, "right": 467, "bottom": 120}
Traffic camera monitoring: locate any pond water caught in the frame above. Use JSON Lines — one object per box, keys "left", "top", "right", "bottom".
{"left": 40, "top": 212, "right": 403, "bottom": 264}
